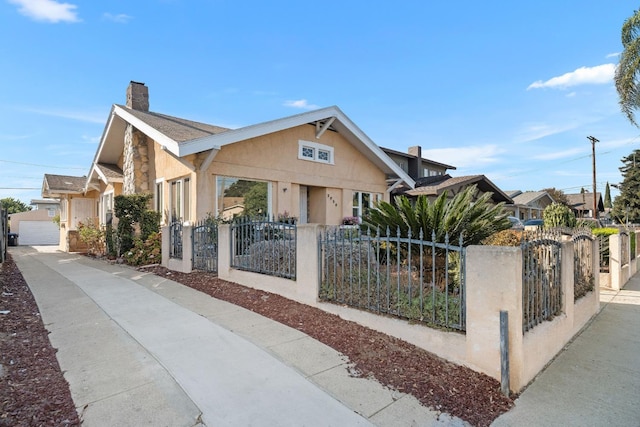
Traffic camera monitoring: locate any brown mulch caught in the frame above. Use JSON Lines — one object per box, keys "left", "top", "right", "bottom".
{"left": 140, "top": 266, "right": 514, "bottom": 427}
{"left": 0, "top": 253, "right": 513, "bottom": 427}
{"left": 0, "top": 255, "right": 80, "bottom": 427}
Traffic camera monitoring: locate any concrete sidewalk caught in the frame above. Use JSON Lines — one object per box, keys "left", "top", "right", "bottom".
{"left": 11, "top": 246, "right": 464, "bottom": 427}
{"left": 492, "top": 274, "right": 640, "bottom": 426}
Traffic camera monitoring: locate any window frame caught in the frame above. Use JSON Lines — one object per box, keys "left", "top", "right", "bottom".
{"left": 169, "top": 177, "right": 191, "bottom": 222}
{"left": 298, "top": 140, "right": 334, "bottom": 165}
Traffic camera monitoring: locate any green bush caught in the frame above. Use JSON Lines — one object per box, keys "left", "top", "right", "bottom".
{"left": 124, "top": 232, "right": 162, "bottom": 266}
{"left": 543, "top": 203, "right": 576, "bottom": 228}
{"left": 77, "top": 219, "right": 105, "bottom": 255}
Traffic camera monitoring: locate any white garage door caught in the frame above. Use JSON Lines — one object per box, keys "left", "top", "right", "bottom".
{"left": 18, "top": 221, "right": 60, "bottom": 245}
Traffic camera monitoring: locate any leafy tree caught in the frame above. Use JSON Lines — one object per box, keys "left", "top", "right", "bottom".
{"left": 604, "top": 182, "right": 612, "bottom": 209}
{"left": 541, "top": 187, "right": 569, "bottom": 206}
{"left": 615, "top": 8, "right": 640, "bottom": 126}
{"left": 362, "top": 185, "right": 511, "bottom": 246}
{"left": 243, "top": 183, "right": 268, "bottom": 217}
{"left": 612, "top": 149, "right": 640, "bottom": 223}
{"left": 0, "top": 197, "right": 31, "bottom": 214}
{"left": 543, "top": 203, "right": 576, "bottom": 228}
{"left": 224, "top": 179, "right": 260, "bottom": 197}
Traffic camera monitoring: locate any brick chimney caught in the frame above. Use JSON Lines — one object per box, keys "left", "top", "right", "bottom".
{"left": 126, "top": 81, "right": 149, "bottom": 111}
{"left": 407, "top": 146, "right": 422, "bottom": 179}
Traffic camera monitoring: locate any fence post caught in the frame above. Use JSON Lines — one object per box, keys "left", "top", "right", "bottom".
{"left": 500, "top": 310, "right": 510, "bottom": 397}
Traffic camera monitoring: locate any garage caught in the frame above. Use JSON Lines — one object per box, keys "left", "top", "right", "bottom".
{"left": 18, "top": 220, "right": 60, "bottom": 245}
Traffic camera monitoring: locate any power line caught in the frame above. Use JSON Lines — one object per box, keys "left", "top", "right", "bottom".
{"left": 0, "top": 159, "right": 86, "bottom": 170}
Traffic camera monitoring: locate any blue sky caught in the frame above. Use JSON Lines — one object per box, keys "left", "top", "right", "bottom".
{"left": 1, "top": 0, "right": 638, "bottom": 205}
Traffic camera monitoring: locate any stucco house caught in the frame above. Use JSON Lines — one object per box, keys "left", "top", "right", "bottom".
{"left": 504, "top": 190, "right": 555, "bottom": 220}
{"left": 43, "top": 81, "right": 424, "bottom": 251}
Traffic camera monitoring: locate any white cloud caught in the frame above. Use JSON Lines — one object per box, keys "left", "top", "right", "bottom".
{"left": 8, "top": 0, "right": 80, "bottom": 23}
{"left": 284, "top": 99, "right": 320, "bottom": 110}
{"left": 421, "top": 145, "right": 503, "bottom": 168}
{"left": 527, "top": 63, "right": 615, "bottom": 90}
{"left": 103, "top": 12, "right": 132, "bottom": 24}
{"left": 606, "top": 52, "right": 620, "bottom": 58}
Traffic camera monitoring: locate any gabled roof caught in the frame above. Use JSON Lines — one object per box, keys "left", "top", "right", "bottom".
{"left": 566, "top": 192, "right": 604, "bottom": 211}
{"left": 93, "top": 104, "right": 416, "bottom": 190}
{"left": 380, "top": 146, "right": 456, "bottom": 170}
{"left": 42, "top": 174, "right": 86, "bottom": 197}
{"left": 511, "top": 191, "right": 554, "bottom": 206}
{"left": 406, "top": 174, "right": 512, "bottom": 203}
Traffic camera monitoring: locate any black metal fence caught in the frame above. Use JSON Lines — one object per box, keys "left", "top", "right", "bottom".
{"left": 319, "top": 226, "right": 466, "bottom": 332}
{"left": 169, "top": 219, "right": 183, "bottom": 259}
{"left": 192, "top": 219, "right": 218, "bottom": 273}
{"left": 230, "top": 216, "right": 297, "bottom": 279}
{"left": 522, "top": 230, "right": 562, "bottom": 333}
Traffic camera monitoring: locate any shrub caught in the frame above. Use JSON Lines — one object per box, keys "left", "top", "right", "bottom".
{"left": 77, "top": 219, "right": 105, "bottom": 256}
{"left": 482, "top": 229, "right": 524, "bottom": 246}
{"left": 123, "top": 232, "right": 162, "bottom": 266}
{"left": 543, "top": 203, "right": 576, "bottom": 228}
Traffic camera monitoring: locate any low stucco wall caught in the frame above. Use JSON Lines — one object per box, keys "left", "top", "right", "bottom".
{"left": 163, "top": 224, "right": 601, "bottom": 393}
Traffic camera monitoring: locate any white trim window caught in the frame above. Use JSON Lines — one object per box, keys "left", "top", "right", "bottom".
{"left": 169, "top": 177, "right": 191, "bottom": 221}
{"left": 352, "top": 191, "right": 381, "bottom": 219}
{"left": 298, "top": 140, "right": 334, "bottom": 165}
{"left": 155, "top": 179, "right": 164, "bottom": 215}
{"left": 100, "top": 192, "right": 114, "bottom": 225}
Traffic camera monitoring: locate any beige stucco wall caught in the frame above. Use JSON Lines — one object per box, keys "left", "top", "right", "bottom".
{"left": 198, "top": 125, "right": 389, "bottom": 224}
{"left": 9, "top": 209, "right": 57, "bottom": 233}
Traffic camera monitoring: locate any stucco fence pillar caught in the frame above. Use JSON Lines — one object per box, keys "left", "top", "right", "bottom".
{"left": 216, "top": 224, "right": 320, "bottom": 306}
{"left": 161, "top": 224, "right": 193, "bottom": 274}
{"left": 466, "top": 241, "right": 598, "bottom": 393}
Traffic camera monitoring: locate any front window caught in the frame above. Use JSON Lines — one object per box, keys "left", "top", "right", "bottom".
{"left": 100, "top": 192, "right": 114, "bottom": 224}
{"left": 353, "top": 191, "right": 381, "bottom": 219}
{"left": 155, "top": 180, "right": 164, "bottom": 214}
{"left": 216, "top": 176, "right": 270, "bottom": 220}
{"left": 169, "top": 177, "right": 191, "bottom": 221}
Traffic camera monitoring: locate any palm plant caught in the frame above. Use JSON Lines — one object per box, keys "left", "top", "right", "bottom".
{"left": 362, "top": 185, "right": 511, "bottom": 246}
{"left": 615, "top": 8, "right": 640, "bottom": 126}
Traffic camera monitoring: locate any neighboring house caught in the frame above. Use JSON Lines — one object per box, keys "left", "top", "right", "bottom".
{"left": 41, "top": 174, "right": 95, "bottom": 251}
{"left": 504, "top": 190, "right": 555, "bottom": 220}
{"left": 403, "top": 174, "right": 513, "bottom": 205}
{"left": 42, "top": 81, "right": 417, "bottom": 251}
{"left": 566, "top": 192, "right": 604, "bottom": 219}
{"left": 381, "top": 146, "right": 455, "bottom": 180}
{"left": 8, "top": 199, "right": 61, "bottom": 245}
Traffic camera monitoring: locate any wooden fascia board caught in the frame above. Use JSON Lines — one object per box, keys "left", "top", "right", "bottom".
{"left": 113, "top": 105, "right": 181, "bottom": 156}
{"left": 178, "top": 107, "right": 345, "bottom": 156}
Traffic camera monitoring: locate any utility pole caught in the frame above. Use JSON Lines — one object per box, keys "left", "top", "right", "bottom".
{"left": 587, "top": 136, "right": 599, "bottom": 219}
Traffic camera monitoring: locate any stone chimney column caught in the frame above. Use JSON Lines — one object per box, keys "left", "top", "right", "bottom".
{"left": 126, "top": 81, "right": 149, "bottom": 111}
{"left": 123, "top": 81, "right": 150, "bottom": 194}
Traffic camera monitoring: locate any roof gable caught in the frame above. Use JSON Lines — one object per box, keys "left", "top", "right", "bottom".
{"left": 95, "top": 104, "right": 415, "bottom": 189}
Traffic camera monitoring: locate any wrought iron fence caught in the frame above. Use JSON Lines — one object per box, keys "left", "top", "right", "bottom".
{"left": 621, "top": 231, "right": 629, "bottom": 266}
{"left": 192, "top": 219, "right": 218, "bottom": 273}
{"left": 597, "top": 234, "right": 610, "bottom": 273}
{"left": 319, "top": 226, "right": 466, "bottom": 332}
{"left": 169, "top": 219, "right": 183, "bottom": 259}
{"left": 522, "top": 230, "right": 562, "bottom": 333}
{"left": 572, "top": 229, "right": 594, "bottom": 301}
{"left": 230, "top": 216, "right": 296, "bottom": 279}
